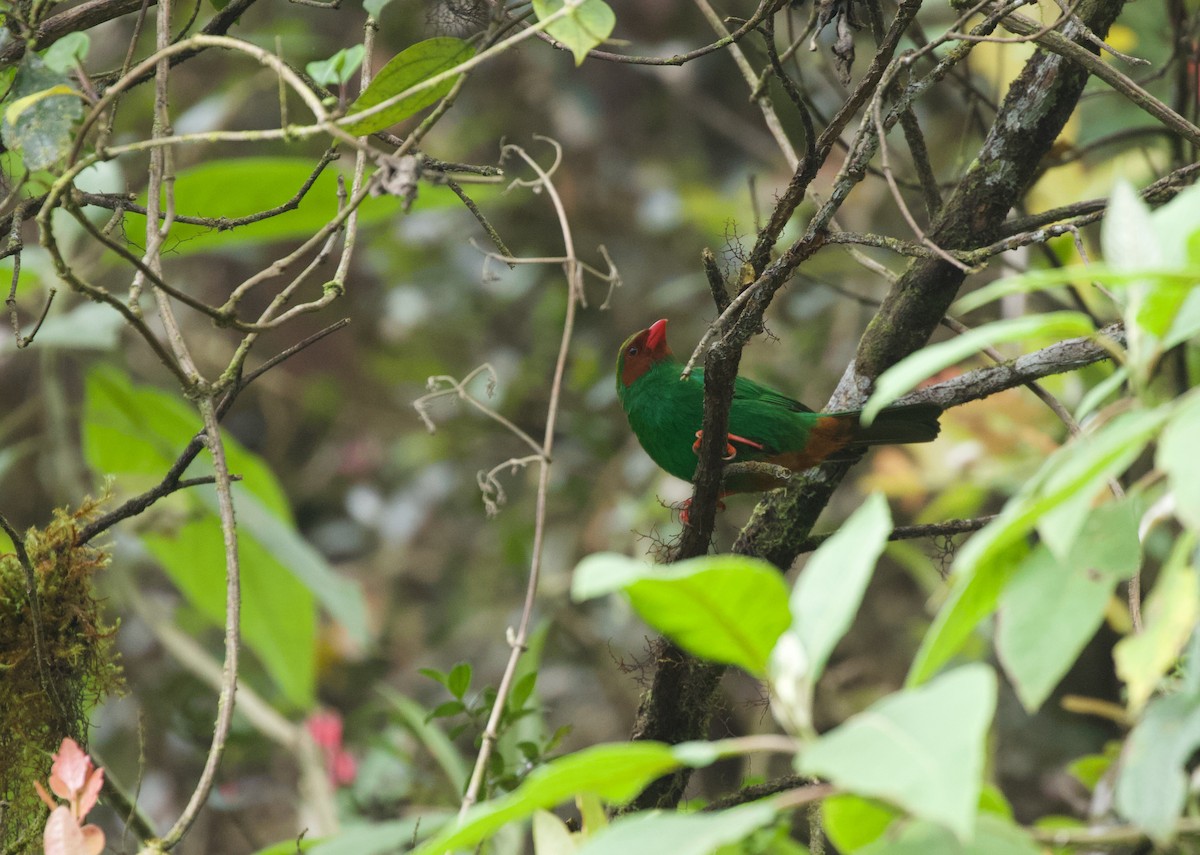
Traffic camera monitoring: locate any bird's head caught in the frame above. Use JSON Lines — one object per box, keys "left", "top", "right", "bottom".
{"left": 617, "top": 318, "right": 673, "bottom": 389}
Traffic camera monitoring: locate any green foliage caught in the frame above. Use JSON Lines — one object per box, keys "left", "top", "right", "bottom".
{"left": 307, "top": 46, "right": 366, "bottom": 87}
{"left": 145, "top": 157, "right": 400, "bottom": 255}
{"left": 572, "top": 552, "right": 791, "bottom": 676}
{"left": 798, "top": 665, "right": 996, "bottom": 840}
{"left": 574, "top": 799, "right": 781, "bottom": 855}
{"left": 771, "top": 495, "right": 891, "bottom": 733}
{"left": 81, "top": 365, "right": 368, "bottom": 707}
{"left": 996, "top": 501, "right": 1139, "bottom": 711}
{"left": 532, "top": 0, "right": 616, "bottom": 65}
{"left": 344, "top": 38, "right": 475, "bottom": 135}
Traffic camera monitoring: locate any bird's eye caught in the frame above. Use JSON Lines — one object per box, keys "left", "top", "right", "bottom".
{"left": 627, "top": 345, "right": 639, "bottom": 356}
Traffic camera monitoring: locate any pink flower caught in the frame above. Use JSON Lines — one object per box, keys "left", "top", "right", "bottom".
{"left": 35, "top": 738, "right": 105, "bottom": 855}
{"left": 306, "top": 710, "right": 358, "bottom": 788}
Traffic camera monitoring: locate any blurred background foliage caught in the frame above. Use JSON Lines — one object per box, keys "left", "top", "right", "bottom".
{"left": 0, "top": 0, "right": 1187, "bottom": 850}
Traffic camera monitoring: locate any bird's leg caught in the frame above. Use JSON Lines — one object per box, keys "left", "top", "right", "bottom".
{"left": 692, "top": 430, "right": 765, "bottom": 460}
{"left": 679, "top": 494, "right": 728, "bottom": 526}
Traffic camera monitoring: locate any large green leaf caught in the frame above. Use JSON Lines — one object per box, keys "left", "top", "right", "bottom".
{"left": 771, "top": 495, "right": 891, "bottom": 731}
{"left": 822, "top": 795, "right": 899, "bottom": 853}
{"left": 798, "top": 665, "right": 997, "bottom": 840}
{"left": 410, "top": 743, "right": 689, "bottom": 855}
{"left": 996, "top": 500, "right": 1139, "bottom": 711}
{"left": 82, "top": 365, "right": 368, "bottom": 705}
{"left": 141, "top": 515, "right": 316, "bottom": 706}
{"left": 148, "top": 157, "right": 401, "bottom": 255}
{"left": 344, "top": 38, "right": 475, "bottom": 134}
{"left": 575, "top": 799, "right": 779, "bottom": 855}
{"left": 862, "top": 312, "right": 1094, "bottom": 424}
{"left": 572, "top": 552, "right": 791, "bottom": 676}
{"left": 909, "top": 406, "right": 1170, "bottom": 686}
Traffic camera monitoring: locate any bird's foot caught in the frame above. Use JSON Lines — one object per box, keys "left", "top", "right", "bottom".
{"left": 692, "top": 430, "right": 765, "bottom": 461}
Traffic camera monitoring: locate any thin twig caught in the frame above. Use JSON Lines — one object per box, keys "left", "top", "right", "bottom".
{"left": 156, "top": 397, "right": 241, "bottom": 850}
{"left": 457, "top": 141, "right": 586, "bottom": 817}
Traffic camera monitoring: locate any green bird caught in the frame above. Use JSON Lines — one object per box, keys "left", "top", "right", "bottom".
{"left": 617, "top": 319, "right": 942, "bottom": 496}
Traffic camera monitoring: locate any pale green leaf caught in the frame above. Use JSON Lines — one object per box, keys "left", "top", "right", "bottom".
{"left": 1158, "top": 392, "right": 1200, "bottom": 531}
{"left": 363, "top": 0, "right": 393, "bottom": 18}
{"left": 855, "top": 814, "right": 1040, "bottom": 855}
{"left": 863, "top": 313, "right": 1094, "bottom": 424}
{"left": 1115, "top": 691, "right": 1200, "bottom": 845}
{"left": 532, "top": 0, "right": 616, "bottom": 65}
{"left": 572, "top": 552, "right": 790, "bottom": 675}
{"left": 1113, "top": 533, "right": 1198, "bottom": 713}
{"left": 997, "top": 500, "right": 1138, "bottom": 711}
{"left": 344, "top": 38, "right": 475, "bottom": 134}
{"left": 533, "top": 810, "right": 578, "bottom": 855}
{"left": 770, "top": 495, "right": 891, "bottom": 731}
{"left": 41, "top": 33, "right": 90, "bottom": 73}
{"left": 798, "top": 665, "right": 997, "bottom": 840}
{"left": 307, "top": 45, "right": 366, "bottom": 87}
{"left": 575, "top": 799, "right": 779, "bottom": 855}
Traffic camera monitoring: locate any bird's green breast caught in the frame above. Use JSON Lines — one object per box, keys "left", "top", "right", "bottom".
{"left": 620, "top": 361, "right": 707, "bottom": 482}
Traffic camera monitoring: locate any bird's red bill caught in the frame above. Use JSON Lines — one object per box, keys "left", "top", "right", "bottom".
{"left": 646, "top": 318, "right": 668, "bottom": 351}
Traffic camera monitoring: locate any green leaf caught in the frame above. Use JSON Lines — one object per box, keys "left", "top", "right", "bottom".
{"left": 1158, "top": 392, "right": 1200, "bottom": 531}
{"left": 1115, "top": 690, "right": 1200, "bottom": 845}
{"left": 41, "top": 33, "right": 90, "bottom": 73}
{"left": 253, "top": 815, "right": 448, "bottom": 855}
{"left": 770, "top": 495, "right": 891, "bottom": 731}
{"left": 906, "top": 538, "right": 1026, "bottom": 688}
{"left": 0, "top": 54, "right": 83, "bottom": 170}
{"left": 146, "top": 157, "right": 399, "bottom": 255}
{"left": 448, "top": 661, "right": 472, "bottom": 699}
{"left": 533, "top": 810, "right": 578, "bottom": 855}
{"left": 862, "top": 312, "right": 1094, "bottom": 424}
{"left": 574, "top": 799, "right": 779, "bottom": 855}
{"left": 307, "top": 45, "right": 366, "bottom": 87}
{"left": 30, "top": 301, "right": 124, "bottom": 351}
{"left": 142, "top": 516, "right": 316, "bottom": 705}
{"left": 572, "top": 552, "right": 791, "bottom": 676}
{"left": 210, "top": 486, "right": 369, "bottom": 646}
{"left": 910, "top": 406, "right": 1170, "bottom": 686}
{"left": 378, "top": 688, "right": 469, "bottom": 792}
{"left": 532, "top": 0, "right": 616, "bottom": 65}
{"left": 363, "top": 0, "right": 393, "bottom": 18}
{"left": 798, "top": 665, "right": 997, "bottom": 840}
{"left": 410, "top": 743, "right": 685, "bottom": 855}
{"left": 82, "top": 365, "right": 368, "bottom": 705}
{"left": 822, "top": 795, "right": 898, "bottom": 853}
{"left": 855, "top": 814, "right": 1040, "bottom": 855}
{"left": 344, "top": 38, "right": 475, "bottom": 135}
{"left": 1113, "top": 532, "right": 1199, "bottom": 713}
{"left": 997, "top": 501, "right": 1139, "bottom": 711}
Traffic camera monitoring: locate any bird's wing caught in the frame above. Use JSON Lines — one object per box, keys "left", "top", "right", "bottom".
{"left": 732, "top": 374, "right": 815, "bottom": 413}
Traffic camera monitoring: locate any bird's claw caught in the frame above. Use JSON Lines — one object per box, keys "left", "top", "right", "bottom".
{"left": 693, "top": 430, "right": 738, "bottom": 460}
{"left": 679, "top": 497, "right": 727, "bottom": 526}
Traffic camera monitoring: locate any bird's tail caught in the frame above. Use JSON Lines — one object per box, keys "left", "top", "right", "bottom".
{"left": 845, "top": 402, "right": 942, "bottom": 446}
